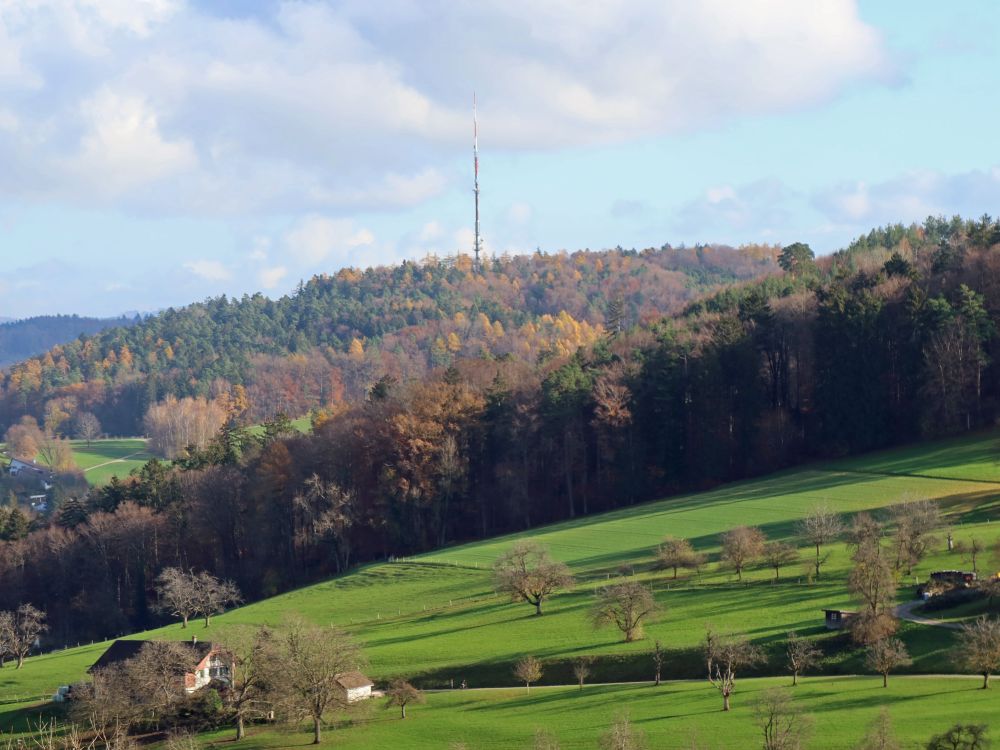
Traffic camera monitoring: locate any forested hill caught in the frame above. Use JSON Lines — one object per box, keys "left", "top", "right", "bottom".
{"left": 0, "top": 245, "right": 777, "bottom": 434}
{"left": 0, "top": 315, "right": 134, "bottom": 368}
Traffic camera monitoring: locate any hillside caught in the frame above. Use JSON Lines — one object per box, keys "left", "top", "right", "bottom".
{"left": 1, "top": 431, "right": 997, "bottom": 746}
{"left": 0, "top": 315, "right": 134, "bottom": 368}
{"left": 0, "top": 245, "right": 776, "bottom": 436}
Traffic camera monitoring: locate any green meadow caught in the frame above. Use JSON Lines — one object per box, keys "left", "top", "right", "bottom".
{"left": 1, "top": 431, "right": 998, "bottom": 744}
{"left": 67, "top": 438, "right": 153, "bottom": 486}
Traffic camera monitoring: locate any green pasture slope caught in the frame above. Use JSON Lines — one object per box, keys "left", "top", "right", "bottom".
{"left": 1, "top": 431, "right": 999, "bottom": 745}
{"left": 68, "top": 438, "right": 153, "bottom": 486}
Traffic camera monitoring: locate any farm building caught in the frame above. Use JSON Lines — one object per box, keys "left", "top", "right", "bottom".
{"left": 929, "top": 570, "right": 976, "bottom": 586}
{"left": 89, "top": 637, "right": 233, "bottom": 693}
{"left": 335, "top": 671, "right": 374, "bottom": 703}
{"left": 822, "top": 609, "right": 856, "bottom": 630}
{"left": 8, "top": 458, "right": 53, "bottom": 488}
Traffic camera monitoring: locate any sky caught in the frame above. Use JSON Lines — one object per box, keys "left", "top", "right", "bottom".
{"left": 1, "top": 0, "right": 999, "bottom": 318}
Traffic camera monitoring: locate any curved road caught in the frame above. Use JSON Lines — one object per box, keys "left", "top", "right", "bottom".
{"left": 894, "top": 599, "right": 963, "bottom": 630}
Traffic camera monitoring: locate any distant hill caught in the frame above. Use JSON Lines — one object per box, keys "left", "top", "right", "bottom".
{"left": 0, "top": 314, "right": 136, "bottom": 368}
{"left": 0, "top": 245, "right": 778, "bottom": 434}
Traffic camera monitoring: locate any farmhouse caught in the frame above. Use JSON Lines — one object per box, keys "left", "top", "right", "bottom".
{"left": 335, "top": 671, "right": 374, "bottom": 703}
{"left": 822, "top": 609, "right": 856, "bottom": 630}
{"left": 8, "top": 458, "right": 54, "bottom": 489}
{"left": 89, "top": 637, "right": 233, "bottom": 693}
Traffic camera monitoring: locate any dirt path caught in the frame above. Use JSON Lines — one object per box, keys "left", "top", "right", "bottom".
{"left": 84, "top": 451, "right": 146, "bottom": 473}
{"left": 894, "top": 599, "right": 963, "bottom": 630}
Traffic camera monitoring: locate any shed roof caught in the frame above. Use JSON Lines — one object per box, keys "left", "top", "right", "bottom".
{"left": 335, "top": 671, "right": 373, "bottom": 690}
{"left": 89, "top": 639, "right": 214, "bottom": 673}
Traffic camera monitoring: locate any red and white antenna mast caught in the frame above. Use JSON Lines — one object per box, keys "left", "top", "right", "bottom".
{"left": 473, "top": 93, "right": 482, "bottom": 270}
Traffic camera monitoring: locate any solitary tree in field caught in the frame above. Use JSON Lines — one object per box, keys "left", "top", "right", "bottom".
{"left": 0, "top": 604, "right": 47, "bottom": 669}
{"left": 887, "top": 500, "right": 941, "bottom": 574}
{"left": 925, "top": 724, "right": 990, "bottom": 750}
{"left": 785, "top": 632, "right": 820, "bottom": 687}
{"left": 865, "top": 638, "right": 911, "bottom": 688}
{"left": 385, "top": 679, "right": 424, "bottom": 718}
{"left": 797, "top": 505, "right": 842, "bottom": 579}
{"left": 720, "top": 526, "right": 766, "bottom": 581}
{"left": 493, "top": 542, "right": 574, "bottom": 616}
{"left": 954, "top": 536, "right": 985, "bottom": 574}
{"left": 514, "top": 656, "right": 542, "bottom": 692}
{"left": 598, "top": 711, "right": 647, "bottom": 750}
{"left": 652, "top": 640, "right": 665, "bottom": 686}
{"left": 591, "top": 579, "right": 658, "bottom": 642}
{"left": 193, "top": 571, "right": 242, "bottom": 627}
{"left": 572, "top": 656, "right": 593, "bottom": 690}
{"left": 74, "top": 412, "right": 102, "bottom": 446}
{"left": 260, "top": 617, "right": 365, "bottom": 745}
{"left": 764, "top": 542, "right": 799, "bottom": 581}
{"left": 656, "top": 537, "right": 705, "bottom": 579}
{"left": 955, "top": 616, "right": 1000, "bottom": 689}
{"left": 221, "top": 626, "right": 273, "bottom": 740}
{"left": 708, "top": 632, "right": 763, "bottom": 711}
{"left": 855, "top": 708, "right": 901, "bottom": 750}
{"left": 753, "top": 688, "right": 812, "bottom": 750}
{"left": 848, "top": 543, "right": 898, "bottom": 645}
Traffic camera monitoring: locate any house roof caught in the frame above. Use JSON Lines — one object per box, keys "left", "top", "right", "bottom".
{"left": 335, "top": 671, "right": 373, "bottom": 690}
{"left": 89, "top": 639, "right": 215, "bottom": 673}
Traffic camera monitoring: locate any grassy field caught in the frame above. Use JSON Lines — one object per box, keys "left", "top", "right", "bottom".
{"left": 67, "top": 438, "right": 153, "bottom": 486}
{"left": 185, "top": 677, "right": 996, "bottom": 749}
{"left": 1, "top": 431, "right": 998, "bottom": 744}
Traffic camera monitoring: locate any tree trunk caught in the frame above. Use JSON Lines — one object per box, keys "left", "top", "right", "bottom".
{"left": 236, "top": 715, "right": 245, "bottom": 740}
{"left": 534, "top": 599, "right": 543, "bottom": 616}
{"left": 401, "top": 704, "right": 406, "bottom": 719}
{"left": 882, "top": 673, "right": 887, "bottom": 688}
{"left": 815, "top": 544, "right": 821, "bottom": 578}
{"left": 313, "top": 716, "right": 322, "bottom": 744}
{"left": 983, "top": 672, "right": 990, "bottom": 690}
{"left": 792, "top": 671, "right": 797, "bottom": 686}
{"left": 204, "top": 614, "right": 211, "bottom": 627}
{"left": 182, "top": 615, "right": 188, "bottom": 628}
{"left": 722, "top": 693, "right": 730, "bottom": 711}
{"left": 16, "top": 654, "right": 24, "bottom": 669}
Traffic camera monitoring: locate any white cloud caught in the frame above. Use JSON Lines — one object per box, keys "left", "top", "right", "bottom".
{"left": 675, "top": 178, "right": 795, "bottom": 236}
{"left": 812, "top": 167, "right": 1000, "bottom": 225}
{"left": 283, "top": 215, "right": 376, "bottom": 265}
{"left": 183, "top": 259, "right": 231, "bottom": 281}
{"left": 0, "top": 0, "right": 892, "bottom": 215}
{"left": 258, "top": 265, "right": 288, "bottom": 290}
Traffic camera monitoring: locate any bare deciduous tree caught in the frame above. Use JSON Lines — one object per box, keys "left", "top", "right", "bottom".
{"left": 956, "top": 615, "right": 1000, "bottom": 689}
{"left": 954, "top": 537, "right": 984, "bottom": 574}
{"left": 848, "top": 543, "right": 898, "bottom": 645}
{"left": 514, "top": 656, "right": 542, "bottom": 692}
{"left": 221, "top": 626, "right": 274, "bottom": 740}
{"left": 533, "top": 729, "right": 561, "bottom": 750}
{"left": 798, "top": 505, "right": 843, "bottom": 579}
{"left": 260, "top": 617, "right": 365, "bottom": 745}
{"left": 887, "top": 499, "right": 941, "bottom": 574}
{"left": 720, "top": 526, "right": 766, "bottom": 581}
{"left": 0, "top": 604, "right": 47, "bottom": 668}
{"left": 155, "top": 568, "right": 241, "bottom": 629}
{"left": 854, "top": 708, "right": 901, "bottom": 750}
{"left": 865, "top": 637, "right": 911, "bottom": 688}
{"left": 493, "top": 542, "right": 574, "bottom": 616}
{"left": 155, "top": 569, "right": 200, "bottom": 629}
{"left": 785, "top": 631, "right": 820, "bottom": 687}
{"left": 384, "top": 679, "right": 424, "bottom": 719}
{"left": 572, "top": 656, "right": 593, "bottom": 690}
{"left": 708, "top": 632, "right": 763, "bottom": 711}
{"left": 656, "top": 538, "right": 705, "bottom": 579}
{"left": 75, "top": 412, "right": 102, "bottom": 446}
{"left": 652, "top": 640, "right": 665, "bottom": 686}
{"left": 753, "top": 688, "right": 812, "bottom": 750}
{"left": 598, "top": 712, "right": 647, "bottom": 750}
{"left": 591, "top": 579, "right": 657, "bottom": 643}
{"left": 764, "top": 542, "right": 799, "bottom": 581}
{"left": 925, "top": 724, "right": 990, "bottom": 750}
